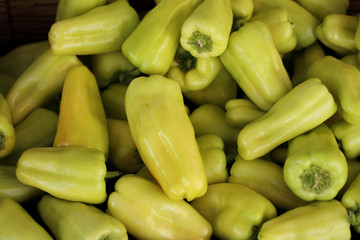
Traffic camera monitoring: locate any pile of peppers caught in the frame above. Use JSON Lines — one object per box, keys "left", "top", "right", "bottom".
{"left": 1, "top": 0, "right": 360, "bottom": 239}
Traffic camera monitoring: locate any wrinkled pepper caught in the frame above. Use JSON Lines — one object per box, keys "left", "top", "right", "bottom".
{"left": 220, "top": 21, "right": 292, "bottom": 111}
{"left": 225, "top": 98, "right": 265, "bottom": 128}
{"left": 0, "top": 197, "right": 53, "bottom": 240}
{"left": 306, "top": 55, "right": 360, "bottom": 125}
{"left": 55, "top": 0, "right": 106, "bottom": 21}
{"left": 38, "top": 194, "right": 128, "bottom": 240}
{"left": 0, "top": 165, "right": 43, "bottom": 203}
{"left": 191, "top": 182, "right": 277, "bottom": 240}
{"left": 0, "top": 93, "right": 15, "bottom": 158}
{"left": 295, "top": 0, "right": 349, "bottom": 21}
{"left": 237, "top": 78, "right": 337, "bottom": 161}
{"left": 125, "top": 75, "right": 207, "bottom": 201}
{"left": 107, "top": 118, "right": 143, "bottom": 174}
{"left": 229, "top": 156, "right": 308, "bottom": 211}
{"left": 5, "top": 48, "right": 82, "bottom": 125}
{"left": 53, "top": 65, "right": 109, "bottom": 159}
{"left": 49, "top": 0, "right": 139, "bottom": 55}
{"left": 122, "top": 0, "right": 202, "bottom": 75}
{"left": 253, "top": 0, "right": 319, "bottom": 50}
{"left": 107, "top": 174, "right": 212, "bottom": 240}
{"left": 315, "top": 14, "right": 358, "bottom": 56}
{"left": 167, "top": 47, "right": 223, "bottom": 92}
{"left": 196, "top": 134, "right": 229, "bottom": 184}
{"left": 283, "top": 124, "right": 348, "bottom": 201}
{"left": 16, "top": 146, "right": 108, "bottom": 204}
{"left": 180, "top": 0, "right": 233, "bottom": 58}
{"left": 250, "top": 7, "right": 297, "bottom": 54}
{"left": 332, "top": 120, "right": 360, "bottom": 159}
{"left": 230, "top": 0, "right": 254, "bottom": 20}
{"left": 101, "top": 83, "right": 128, "bottom": 121}
{"left": 341, "top": 171, "right": 360, "bottom": 233}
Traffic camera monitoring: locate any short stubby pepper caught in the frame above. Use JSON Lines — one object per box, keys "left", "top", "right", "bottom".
{"left": 55, "top": 0, "right": 106, "bottom": 21}
{"left": 220, "top": 21, "right": 292, "bottom": 111}
{"left": 125, "top": 75, "right": 207, "bottom": 201}
{"left": 38, "top": 194, "right": 128, "bottom": 240}
{"left": 283, "top": 124, "right": 348, "bottom": 201}
{"left": 107, "top": 174, "right": 213, "bottom": 240}
{"left": 341, "top": 172, "right": 360, "bottom": 233}
{"left": 332, "top": 120, "right": 360, "bottom": 160}
{"left": 0, "top": 93, "right": 15, "bottom": 159}
{"left": 180, "top": 0, "right": 233, "bottom": 58}
{"left": 257, "top": 200, "right": 351, "bottom": 240}
{"left": 237, "top": 78, "right": 337, "bottom": 160}
{"left": 49, "top": 0, "right": 139, "bottom": 56}
{"left": 191, "top": 182, "right": 277, "bottom": 240}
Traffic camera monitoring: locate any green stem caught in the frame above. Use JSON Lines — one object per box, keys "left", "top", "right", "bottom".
{"left": 232, "top": 18, "right": 248, "bottom": 31}
{"left": 187, "top": 31, "right": 212, "bottom": 54}
{"left": 347, "top": 205, "right": 360, "bottom": 226}
{"left": 176, "top": 50, "right": 197, "bottom": 73}
{"left": 300, "top": 165, "right": 330, "bottom": 194}
{"left": 0, "top": 132, "right": 5, "bottom": 150}
{"left": 105, "top": 171, "right": 122, "bottom": 179}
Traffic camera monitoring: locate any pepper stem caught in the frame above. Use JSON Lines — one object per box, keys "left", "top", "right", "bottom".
{"left": 187, "top": 31, "right": 212, "bottom": 54}
{"left": 105, "top": 171, "right": 121, "bottom": 179}
{"left": 0, "top": 132, "right": 5, "bottom": 150}
{"left": 347, "top": 205, "right": 360, "bottom": 226}
{"left": 300, "top": 165, "right": 330, "bottom": 194}
{"left": 176, "top": 50, "right": 197, "bottom": 73}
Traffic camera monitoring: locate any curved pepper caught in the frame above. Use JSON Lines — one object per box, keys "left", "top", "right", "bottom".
{"left": 180, "top": 0, "right": 233, "bottom": 58}
{"left": 225, "top": 98, "right": 265, "bottom": 128}
{"left": 0, "top": 93, "right": 15, "bottom": 158}
{"left": 283, "top": 124, "right": 348, "bottom": 201}
{"left": 229, "top": 156, "right": 308, "bottom": 211}
{"left": 191, "top": 182, "right": 277, "bottom": 240}
{"left": 341, "top": 172, "right": 360, "bottom": 233}
{"left": 250, "top": 7, "right": 297, "bottom": 54}
{"left": 38, "top": 194, "right": 128, "bottom": 240}
{"left": 125, "top": 75, "right": 207, "bottom": 201}
{"left": 237, "top": 78, "right": 337, "bottom": 160}
{"left": 167, "top": 47, "right": 223, "bottom": 92}
{"left": 315, "top": 14, "right": 358, "bottom": 56}
{"left": 331, "top": 120, "right": 360, "bottom": 159}
{"left": 220, "top": 21, "right": 292, "bottom": 111}
{"left": 0, "top": 198, "right": 53, "bottom": 240}
{"left": 107, "top": 118, "right": 143, "bottom": 174}
{"left": 0, "top": 165, "right": 43, "bottom": 203}
{"left": 122, "top": 0, "right": 202, "bottom": 75}
{"left": 16, "top": 146, "right": 108, "bottom": 204}
{"left": 296, "top": 0, "right": 349, "bottom": 21}
{"left": 49, "top": 0, "right": 139, "bottom": 55}
{"left": 108, "top": 174, "right": 212, "bottom": 240}
{"left": 258, "top": 200, "right": 351, "bottom": 240}
{"left": 230, "top": 0, "right": 254, "bottom": 20}
{"left": 55, "top": 0, "right": 107, "bottom": 21}
{"left": 101, "top": 83, "right": 128, "bottom": 121}
{"left": 53, "top": 65, "right": 109, "bottom": 159}
{"left": 306, "top": 55, "right": 360, "bottom": 125}
{"left": 5, "top": 48, "right": 82, "bottom": 125}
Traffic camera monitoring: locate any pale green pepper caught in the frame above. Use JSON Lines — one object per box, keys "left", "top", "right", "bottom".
{"left": 230, "top": 0, "right": 254, "bottom": 20}
{"left": 295, "top": 0, "right": 349, "bottom": 21}
{"left": 332, "top": 120, "right": 360, "bottom": 159}
{"left": 55, "top": 0, "right": 107, "bottom": 21}
{"left": 341, "top": 171, "right": 360, "bottom": 233}
{"left": 0, "top": 93, "right": 15, "bottom": 159}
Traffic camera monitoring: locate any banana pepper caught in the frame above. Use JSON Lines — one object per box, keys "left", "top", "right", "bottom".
{"left": 0, "top": 93, "right": 15, "bottom": 159}
{"left": 341, "top": 171, "right": 360, "bottom": 233}
{"left": 0, "top": 197, "right": 53, "bottom": 240}
{"left": 125, "top": 75, "right": 207, "bottom": 201}
{"left": 53, "top": 65, "right": 109, "bottom": 159}
{"left": 107, "top": 174, "right": 212, "bottom": 240}
{"left": 283, "top": 124, "right": 348, "bottom": 201}
{"left": 237, "top": 78, "right": 337, "bottom": 161}
{"left": 220, "top": 21, "right": 292, "bottom": 111}
{"left": 180, "top": 0, "right": 233, "bottom": 58}
{"left": 101, "top": 83, "right": 128, "bottom": 121}
{"left": 38, "top": 194, "right": 128, "bottom": 240}
{"left": 258, "top": 200, "right": 351, "bottom": 240}
{"left": 122, "top": 0, "right": 202, "bottom": 75}
{"left": 55, "top": 0, "right": 106, "bottom": 21}
{"left": 332, "top": 120, "right": 360, "bottom": 159}
{"left": 295, "top": 0, "right": 349, "bottom": 21}
{"left": 306, "top": 55, "right": 360, "bottom": 125}
{"left": 191, "top": 182, "right": 277, "bottom": 240}
{"left": 16, "top": 146, "right": 108, "bottom": 204}
{"left": 5, "top": 48, "right": 82, "bottom": 125}
{"left": 49, "top": 0, "right": 139, "bottom": 55}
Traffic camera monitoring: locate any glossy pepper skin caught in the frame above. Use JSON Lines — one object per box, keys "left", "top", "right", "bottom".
{"left": 49, "top": 0, "right": 139, "bottom": 55}
{"left": 55, "top": 0, "right": 106, "bottom": 21}
{"left": 122, "top": 0, "right": 202, "bottom": 75}
{"left": 0, "top": 198, "right": 53, "bottom": 240}
{"left": 5, "top": 48, "right": 82, "bottom": 125}
{"left": 250, "top": 7, "right": 297, "bottom": 54}
{"left": 230, "top": 0, "right": 253, "bottom": 20}
{"left": 258, "top": 200, "right": 351, "bottom": 240}
{"left": 191, "top": 183, "right": 277, "bottom": 240}
{"left": 220, "top": 21, "right": 292, "bottom": 111}
{"left": 316, "top": 14, "right": 358, "bottom": 56}
{"left": 341, "top": 172, "right": 360, "bottom": 233}
{"left": 306, "top": 55, "right": 360, "bottom": 125}
{"left": 125, "top": 75, "right": 207, "bottom": 201}
{"left": 0, "top": 93, "right": 15, "bottom": 158}
{"left": 16, "top": 146, "right": 107, "bottom": 204}
{"left": 229, "top": 156, "right": 307, "bottom": 211}
{"left": 180, "top": 0, "right": 233, "bottom": 58}
{"left": 332, "top": 120, "right": 360, "bottom": 159}
{"left": 237, "top": 78, "right": 337, "bottom": 161}
{"left": 38, "top": 194, "right": 128, "bottom": 240}
{"left": 53, "top": 65, "right": 109, "bottom": 159}
{"left": 108, "top": 174, "right": 213, "bottom": 240}
{"left": 295, "top": 0, "right": 349, "bottom": 21}
{"left": 283, "top": 124, "right": 347, "bottom": 201}
{"left": 101, "top": 83, "right": 128, "bottom": 121}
